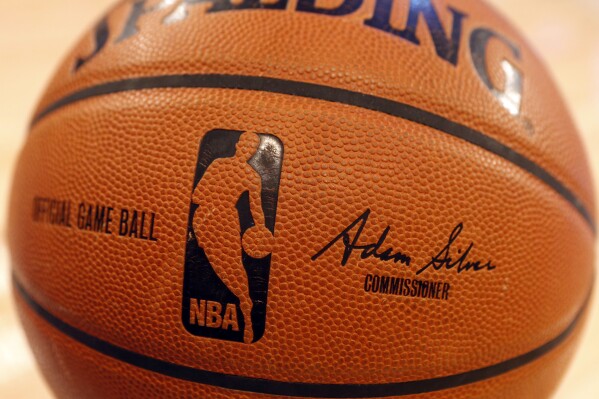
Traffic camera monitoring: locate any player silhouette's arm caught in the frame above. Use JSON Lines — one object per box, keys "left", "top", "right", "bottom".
{"left": 191, "top": 159, "right": 222, "bottom": 206}
{"left": 191, "top": 177, "right": 205, "bottom": 205}
{"left": 248, "top": 166, "right": 266, "bottom": 227}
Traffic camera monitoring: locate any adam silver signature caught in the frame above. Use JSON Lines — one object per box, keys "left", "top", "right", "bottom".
{"left": 312, "top": 209, "right": 497, "bottom": 275}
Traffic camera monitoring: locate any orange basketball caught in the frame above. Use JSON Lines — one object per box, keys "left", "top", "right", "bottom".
{"left": 8, "top": 0, "right": 595, "bottom": 398}
{"left": 243, "top": 225, "right": 275, "bottom": 259}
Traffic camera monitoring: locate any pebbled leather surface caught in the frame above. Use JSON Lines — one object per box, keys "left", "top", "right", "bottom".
{"left": 8, "top": 0, "right": 595, "bottom": 398}
{"left": 32, "top": 0, "right": 596, "bottom": 216}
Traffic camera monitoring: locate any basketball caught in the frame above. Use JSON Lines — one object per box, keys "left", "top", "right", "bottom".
{"left": 8, "top": 0, "right": 595, "bottom": 398}
{"left": 243, "top": 225, "right": 275, "bottom": 259}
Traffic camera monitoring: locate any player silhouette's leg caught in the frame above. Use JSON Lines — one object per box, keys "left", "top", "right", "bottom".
{"left": 195, "top": 201, "right": 254, "bottom": 343}
{"left": 202, "top": 233, "right": 254, "bottom": 344}
{"left": 192, "top": 209, "right": 207, "bottom": 247}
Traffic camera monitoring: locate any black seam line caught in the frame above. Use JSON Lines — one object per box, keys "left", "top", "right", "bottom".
{"left": 31, "top": 74, "right": 595, "bottom": 232}
{"left": 14, "top": 274, "right": 593, "bottom": 398}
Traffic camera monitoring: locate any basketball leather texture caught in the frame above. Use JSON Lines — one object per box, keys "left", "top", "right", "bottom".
{"left": 8, "top": 0, "right": 595, "bottom": 398}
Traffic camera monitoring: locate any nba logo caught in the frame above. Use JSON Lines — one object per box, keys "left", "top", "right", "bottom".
{"left": 182, "top": 130, "right": 284, "bottom": 344}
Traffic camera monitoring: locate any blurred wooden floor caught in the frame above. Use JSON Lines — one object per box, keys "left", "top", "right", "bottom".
{"left": 1, "top": 0, "right": 598, "bottom": 398}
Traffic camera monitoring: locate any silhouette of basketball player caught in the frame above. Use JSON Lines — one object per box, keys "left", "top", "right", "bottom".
{"left": 192, "top": 132, "right": 266, "bottom": 344}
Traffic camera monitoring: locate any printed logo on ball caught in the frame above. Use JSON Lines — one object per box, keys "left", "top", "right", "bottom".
{"left": 182, "top": 130, "right": 284, "bottom": 344}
